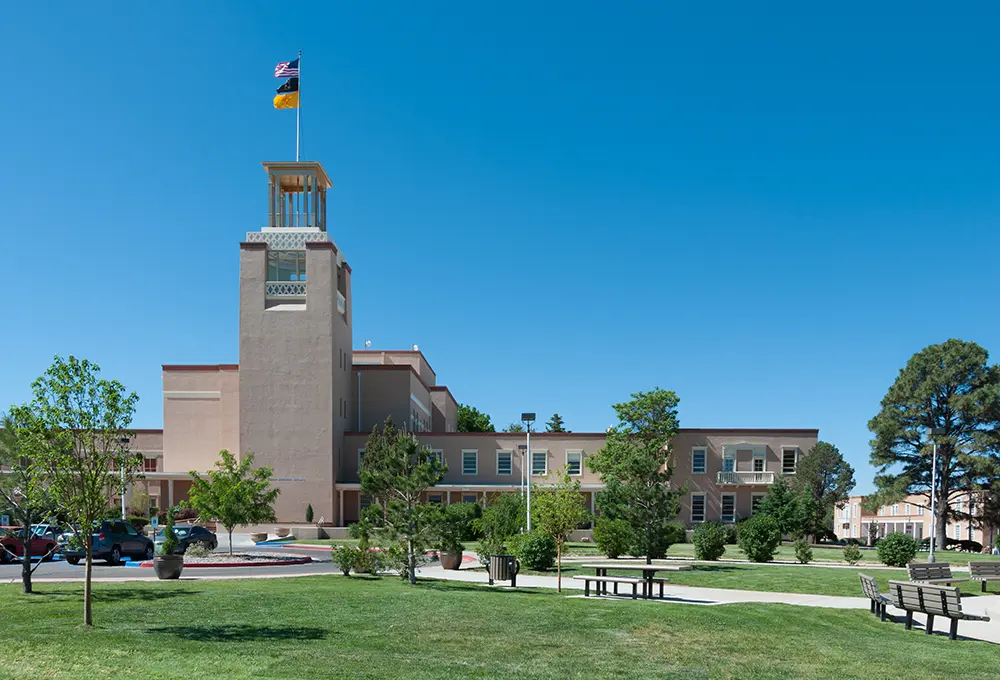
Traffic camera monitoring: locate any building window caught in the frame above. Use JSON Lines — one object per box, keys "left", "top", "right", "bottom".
{"left": 532, "top": 452, "right": 547, "bottom": 476}
{"left": 723, "top": 449, "right": 736, "bottom": 473}
{"left": 462, "top": 450, "right": 478, "bottom": 475}
{"left": 721, "top": 494, "right": 736, "bottom": 523}
{"left": 752, "top": 451, "right": 765, "bottom": 472}
{"left": 360, "top": 494, "right": 372, "bottom": 512}
{"left": 266, "top": 250, "right": 306, "bottom": 281}
{"left": 691, "top": 447, "right": 707, "bottom": 474}
{"left": 566, "top": 451, "right": 583, "bottom": 476}
{"left": 462, "top": 494, "right": 477, "bottom": 504}
{"left": 429, "top": 449, "right": 444, "bottom": 467}
{"left": 781, "top": 448, "right": 798, "bottom": 475}
{"left": 954, "top": 523, "right": 961, "bottom": 540}
{"left": 751, "top": 494, "right": 765, "bottom": 516}
{"left": 143, "top": 457, "right": 157, "bottom": 473}
{"left": 428, "top": 494, "right": 442, "bottom": 504}
{"left": 905, "top": 503, "right": 911, "bottom": 515}
{"left": 891, "top": 504, "right": 898, "bottom": 516}
{"left": 917, "top": 504, "right": 924, "bottom": 516}
{"left": 358, "top": 448, "right": 365, "bottom": 469}
{"left": 690, "top": 493, "right": 706, "bottom": 523}
{"left": 496, "top": 450, "right": 512, "bottom": 476}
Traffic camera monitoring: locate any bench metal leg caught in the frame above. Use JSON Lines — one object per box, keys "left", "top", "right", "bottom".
{"left": 950, "top": 618, "right": 959, "bottom": 641}
{"left": 511, "top": 573, "right": 516, "bottom": 588}
{"left": 925, "top": 614, "right": 935, "bottom": 635}
{"left": 631, "top": 582, "right": 637, "bottom": 600}
{"left": 614, "top": 582, "right": 619, "bottom": 596}
{"left": 879, "top": 604, "right": 887, "bottom": 622}
{"left": 659, "top": 581, "right": 664, "bottom": 599}
{"left": 870, "top": 600, "right": 876, "bottom": 614}
{"left": 584, "top": 580, "right": 590, "bottom": 597}
{"left": 983, "top": 581, "right": 988, "bottom": 593}
{"left": 905, "top": 611, "right": 913, "bottom": 631}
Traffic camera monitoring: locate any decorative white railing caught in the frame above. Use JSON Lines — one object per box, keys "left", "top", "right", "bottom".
{"left": 247, "top": 229, "right": 330, "bottom": 250}
{"left": 265, "top": 282, "right": 306, "bottom": 298}
{"left": 716, "top": 471, "right": 775, "bottom": 485}
{"left": 337, "top": 291, "right": 346, "bottom": 314}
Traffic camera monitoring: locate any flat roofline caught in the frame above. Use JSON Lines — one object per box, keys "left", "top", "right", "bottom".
{"left": 353, "top": 363, "right": 435, "bottom": 395}
{"left": 343, "top": 428, "right": 818, "bottom": 438}
{"left": 162, "top": 364, "right": 239, "bottom": 372}
{"left": 354, "top": 349, "right": 437, "bottom": 378}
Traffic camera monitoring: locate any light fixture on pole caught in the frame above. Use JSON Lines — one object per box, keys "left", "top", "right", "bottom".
{"left": 118, "top": 437, "right": 130, "bottom": 521}
{"left": 928, "top": 427, "right": 945, "bottom": 564}
{"left": 521, "top": 413, "right": 535, "bottom": 532}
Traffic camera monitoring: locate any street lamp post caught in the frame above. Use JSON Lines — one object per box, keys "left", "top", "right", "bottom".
{"left": 518, "top": 444, "right": 527, "bottom": 500}
{"left": 521, "top": 413, "right": 535, "bottom": 532}
{"left": 928, "top": 427, "right": 945, "bottom": 564}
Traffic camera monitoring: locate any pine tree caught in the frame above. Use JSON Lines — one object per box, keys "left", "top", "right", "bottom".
{"left": 545, "top": 413, "right": 569, "bottom": 433}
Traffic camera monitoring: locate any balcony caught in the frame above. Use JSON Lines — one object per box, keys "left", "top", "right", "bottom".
{"left": 265, "top": 282, "right": 306, "bottom": 299}
{"left": 716, "top": 471, "right": 775, "bottom": 485}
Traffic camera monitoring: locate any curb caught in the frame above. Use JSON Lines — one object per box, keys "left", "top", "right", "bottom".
{"left": 138, "top": 556, "right": 313, "bottom": 568}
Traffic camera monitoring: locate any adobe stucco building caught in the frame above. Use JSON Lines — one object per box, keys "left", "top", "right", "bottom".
{"left": 129, "top": 160, "right": 820, "bottom": 528}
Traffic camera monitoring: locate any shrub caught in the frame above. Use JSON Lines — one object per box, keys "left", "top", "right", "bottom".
{"left": 447, "top": 502, "right": 483, "bottom": 542}
{"left": 692, "top": 521, "right": 728, "bottom": 561}
{"left": 127, "top": 515, "right": 149, "bottom": 531}
{"left": 793, "top": 539, "right": 813, "bottom": 564}
{"left": 157, "top": 506, "right": 180, "bottom": 556}
{"left": 843, "top": 544, "right": 863, "bottom": 565}
{"left": 511, "top": 532, "right": 556, "bottom": 571}
{"left": 637, "top": 521, "right": 686, "bottom": 559}
{"left": 593, "top": 518, "right": 634, "bottom": 559}
{"left": 305, "top": 503, "right": 314, "bottom": 523}
{"left": 173, "top": 507, "right": 199, "bottom": 521}
{"left": 737, "top": 516, "right": 781, "bottom": 563}
{"left": 185, "top": 543, "right": 212, "bottom": 558}
{"left": 725, "top": 523, "right": 740, "bottom": 545}
{"left": 331, "top": 544, "right": 364, "bottom": 576}
{"left": 877, "top": 532, "right": 920, "bottom": 567}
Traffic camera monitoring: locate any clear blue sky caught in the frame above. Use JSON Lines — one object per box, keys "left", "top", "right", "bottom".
{"left": 3, "top": 3, "right": 999, "bottom": 493}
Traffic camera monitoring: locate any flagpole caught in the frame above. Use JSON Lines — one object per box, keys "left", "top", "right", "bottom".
{"left": 296, "top": 49, "right": 302, "bottom": 161}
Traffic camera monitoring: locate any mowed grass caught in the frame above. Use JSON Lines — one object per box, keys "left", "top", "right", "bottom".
{"left": 2, "top": 576, "right": 998, "bottom": 680}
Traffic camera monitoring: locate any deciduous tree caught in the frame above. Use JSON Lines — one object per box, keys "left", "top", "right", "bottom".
{"left": 586, "top": 388, "right": 684, "bottom": 564}
{"left": 19, "top": 356, "right": 140, "bottom": 626}
{"left": 187, "top": 450, "right": 280, "bottom": 555}
{"left": 532, "top": 471, "right": 588, "bottom": 591}
{"left": 360, "top": 419, "right": 446, "bottom": 583}
{"left": 457, "top": 404, "right": 494, "bottom": 433}
{"left": 869, "top": 339, "right": 1000, "bottom": 547}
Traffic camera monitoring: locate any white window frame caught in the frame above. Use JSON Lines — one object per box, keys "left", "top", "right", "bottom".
{"left": 496, "top": 450, "right": 513, "bottom": 476}
{"left": 462, "top": 449, "right": 478, "bottom": 476}
{"left": 358, "top": 448, "right": 365, "bottom": 469}
{"left": 891, "top": 504, "right": 898, "bottom": 516}
{"left": 954, "top": 523, "right": 961, "bottom": 540}
{"left": 428, "top": 493, "right": 443, "bottom": 504}
{"left": 690, "top": 493, "right": 706, "bottom": 523}
{"left": 566, "top": 450, "right": 583, "bottom": 476}
{"left": 905, "top": 503, "right": 911, "bottom": 515}
{"left": 721, "top": 493, "right": 736, "bottom": 524}
{"left": 752, "top": 450, "right": 766, "bottom": 472}
{"left": 462, "top": 494, "right": 478, "bottom": 505}
{"left": 917, "top": 504, "right": 924, "bottom": 516}
{"left": 751, "top": 493, "right": 766, "bottom": 516}
{"left": 531, "top": 451, "right": 548, "bottom": 476}
{"left": 722, "top": 448, "right": 736, "bottom": 473}
{"left": 781, "top": 447, "right": 798, "bottom": 475}
{"left": 429, "top": 449, "right": 444, "bottom": 467}
{"left": 691, "top": 447, "right": 707, "bottom": 474}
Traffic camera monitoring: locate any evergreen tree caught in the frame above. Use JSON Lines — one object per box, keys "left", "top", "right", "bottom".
{"left": 545, "top": 413, "right": 569, "bottom": 433}
{"left": 456, "top": 404, "right": 495, "bottom": 432}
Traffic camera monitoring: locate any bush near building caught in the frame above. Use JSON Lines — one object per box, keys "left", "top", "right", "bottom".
{"left": 793, "top": 539, "right": 813, "bottom": 564}
{"left": 737, "top": 516, "right": 782, "bottom": 563}
{"left": 843, "top": 544, "right": 863, "bottom": 565}
{"left": 876, "top": 532, "right": 919, "bottom": 567}
{"left": 593, "top": 517, "right": 634, "bottom": 559}
{"left": 510, "top": 532, "right": 556, "bottom": 571}
{"left": 692, "top": 521, "right": 728, "bottom": 561}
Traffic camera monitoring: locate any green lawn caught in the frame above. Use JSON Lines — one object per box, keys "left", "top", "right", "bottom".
{"left": 2, "top": 576, "right": 998, "bottom": 679}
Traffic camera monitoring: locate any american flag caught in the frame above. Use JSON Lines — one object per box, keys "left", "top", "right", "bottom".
{"left": 274, "top": 58, "right": 300, "bottom": 78}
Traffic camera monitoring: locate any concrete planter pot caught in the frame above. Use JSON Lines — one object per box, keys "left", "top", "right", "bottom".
{"left": 439, "top": 551, "right": 463, "bottom": 570}
{"left": 153, "top": 555, "right": 184, "bottom": 580}
{"left": 276, "top": 528, "right": 290, "bottom": 538}
{"left": 249, "top": 532, "right": 268, "bottom": 543}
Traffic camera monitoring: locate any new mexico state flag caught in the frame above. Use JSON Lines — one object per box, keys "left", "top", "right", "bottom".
{"left": 274, "top": 77, "right": 299, "bottom": 109}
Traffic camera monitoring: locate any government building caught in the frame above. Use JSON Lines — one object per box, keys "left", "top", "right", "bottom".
{"left": 127, "top": 160, "right": 820, "bottom": 533}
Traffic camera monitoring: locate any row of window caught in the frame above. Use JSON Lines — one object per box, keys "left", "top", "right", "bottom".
{"left": 689, "top": 492, "right": 766, "bottom": 523}
{"left": 359, "top": 448, "right": 584, "bottom": 476}
{"left": 689, "top": 447, "right": 799, "bottom": 474}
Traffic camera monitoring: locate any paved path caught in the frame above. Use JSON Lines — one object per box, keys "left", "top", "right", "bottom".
{"left": 417, "top": 559, "right": 1000, "bottom": 644}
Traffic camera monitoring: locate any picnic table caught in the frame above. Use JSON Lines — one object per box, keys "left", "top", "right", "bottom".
{"left": 580, "top": 562, "right": 693, "bottom": 599}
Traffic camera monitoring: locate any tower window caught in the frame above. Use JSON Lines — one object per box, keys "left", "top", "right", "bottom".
{"left": 267, "top": 251, "right": 306, "bottom": 282}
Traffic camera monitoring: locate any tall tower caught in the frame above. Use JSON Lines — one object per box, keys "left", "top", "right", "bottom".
{"left": 239, "top": 162, "right": 353, "bottom": 524}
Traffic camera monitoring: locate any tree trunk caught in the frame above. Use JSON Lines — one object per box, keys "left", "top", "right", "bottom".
{"left": 936, "top": 503, "right": 948, "bottom": 549}
{"left": 556, "top": 541, "right": 562, "bottom": 593}
{"left": 20, "top": 526, "right": 32, "bottom": 594}
{"left": 84, "top": 542, "right": 93, "bottom": 626}
{"left": 407, "top": 536, "right": 416, "bottom": 585}
{"left": 228, "top": 527, "right": 234, "bottom": 555}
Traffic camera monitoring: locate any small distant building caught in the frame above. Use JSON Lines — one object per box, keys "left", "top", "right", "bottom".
{"left": 836, "top": 492, "right": 993, "bottom": 549}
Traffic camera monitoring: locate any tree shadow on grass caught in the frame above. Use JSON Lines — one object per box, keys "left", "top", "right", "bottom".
{"left": 24, "top": 588, "right": 201, "bottom": 602}
{"left": 148, "top": 624, "right": 329, "bottom": 642}
{"left": 415, "top": 579, "right": 551, "bottom": 597}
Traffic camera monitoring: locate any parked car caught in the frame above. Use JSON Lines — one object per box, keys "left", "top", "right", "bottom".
{"left": 62, "top": 519, "right": 154, "bottom": 565}
{"left": 0, "top": 524, "right": 63, "bottom": 563}
{"left": 153, "top": 524, "right": 218, "bottom": 554}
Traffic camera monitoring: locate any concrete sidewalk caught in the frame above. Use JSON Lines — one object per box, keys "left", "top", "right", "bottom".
{"left": 416, "top": 561, "right": 1000, "bottom": 644}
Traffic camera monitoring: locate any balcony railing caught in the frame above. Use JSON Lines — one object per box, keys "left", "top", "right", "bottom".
{"left": 337, "top": 291, "right": 346, "bottom": 314}
{"left": 265, "top": 282, "right": 306, "bottom": 298}
{"left": 716, "top": 471, "right": 775, "bottom": 485}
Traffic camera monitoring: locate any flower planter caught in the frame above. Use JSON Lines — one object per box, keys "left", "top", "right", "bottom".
{"left": 276, "top": 528, "right": 290, "bottom": 538}
{"left": 153, "top": 554, "right": 184, "bottom": 580}
{"left": 439, "top": 551, "right": 463, "bottom": 570}
{"left": 249, "top": 532, "right": 268, "bottom": 543}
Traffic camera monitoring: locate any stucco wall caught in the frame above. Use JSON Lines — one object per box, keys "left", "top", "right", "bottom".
{"left": 162, "top": 366, "right": 239, "bottom": 473}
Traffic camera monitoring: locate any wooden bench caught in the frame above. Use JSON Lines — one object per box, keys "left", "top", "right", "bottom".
{"left": 573, "top": 575, "right": 644, "bottom": 599}
{"left": 858, "top": 573, "right": 890, "bottom": 621}
{"left": 907, "top": 562, "right": 968, "bottom": 586}
{"left": 969, "top": 562, "right": 1000, "bottom": 592}
{"left": 887, "top": 580, "right": 989, "bottom": 640}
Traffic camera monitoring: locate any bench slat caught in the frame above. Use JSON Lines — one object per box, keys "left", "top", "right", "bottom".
{"left": 572, "top": 575, "right": 643, "bottom": 583}
{"left": 969, "top": 563, "right": 1000, "bottom": 577}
